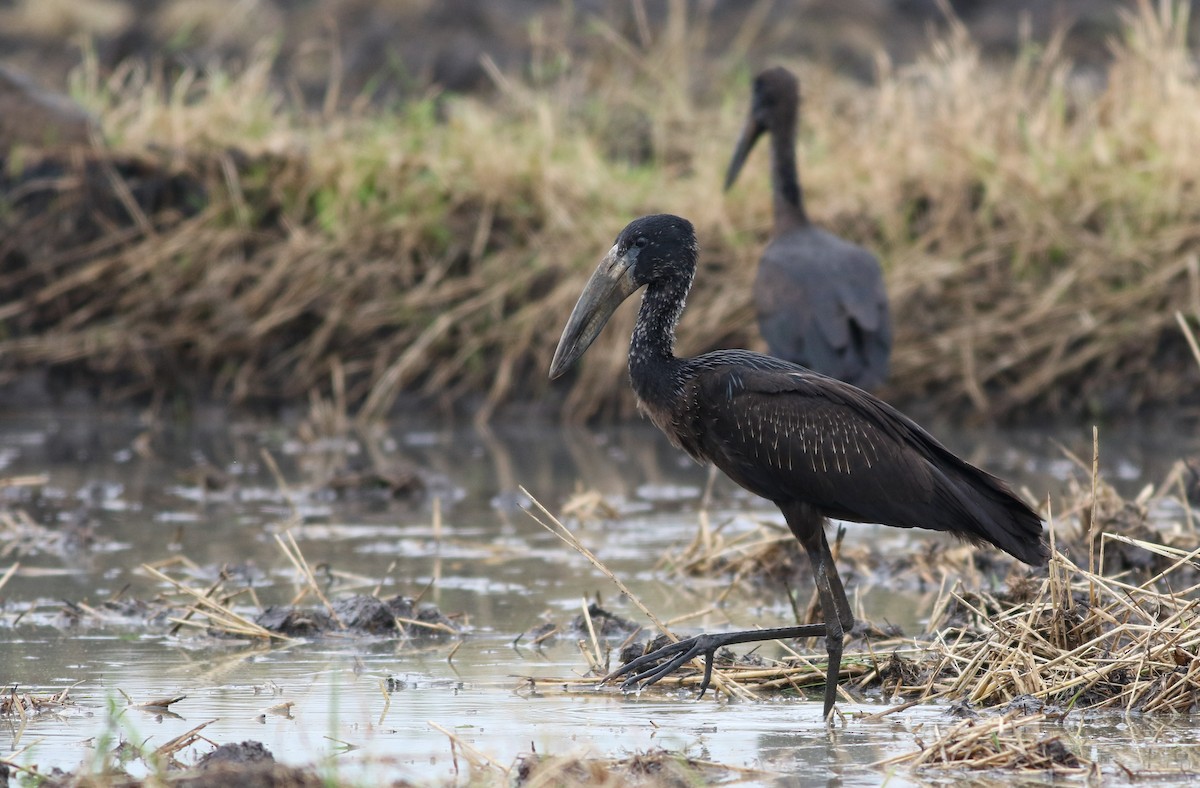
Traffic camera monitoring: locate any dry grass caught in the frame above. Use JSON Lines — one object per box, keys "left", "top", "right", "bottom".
{"left": 1, "top": 505, "right": 101, "bottom": 559}
{"left": 913, "top": 538, "right": 1200, "bottom": 713}
{"left": 1, "top": 3, "right": 1199, "bottom": 421}
{"left": 138, "top": 538, "right": 463, "bottom": 642}
{"left": 1, "top": 685, "right": 74, "bottom": 717}
{"left": 874, "top": 711, "right": 1094, "bottom": 774}
{"left": 508, "top": 748, "right": 766, "bottom": 787}
{"left": 140, "top": 559, "right": 284, "bottom": 640}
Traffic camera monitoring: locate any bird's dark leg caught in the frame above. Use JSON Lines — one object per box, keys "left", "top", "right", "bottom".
{"left": 804, "top": 529, "right": 847, "bottom": 719}
{"left": 604, "top": 503, "right": 855, "bottom": 717}
{"left": 784, "top": 504, "right": 853, "bottom": 720}
{"left": 820, "top": 528, "right": 855, "bottom": 633}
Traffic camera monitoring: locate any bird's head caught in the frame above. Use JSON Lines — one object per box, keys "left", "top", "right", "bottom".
{"left": 724, "top": 66, "right": 800, "bottom": 191}
{"left": 548, "top": 214, "right": 696, "bottom": 379}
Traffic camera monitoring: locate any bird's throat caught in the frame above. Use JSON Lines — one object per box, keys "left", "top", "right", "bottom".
{"left": 770, "top": 126, "right": 808, "bottom": 231}
{"left": 628, "top": 279, "right": 688, "bottom": 418}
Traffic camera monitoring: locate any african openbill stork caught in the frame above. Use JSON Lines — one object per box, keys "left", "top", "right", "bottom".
{"left": 726, "top": 66, "right": 891, "bottom": 390}
{"left": 549, "top": 214, "right": 1046, "bottom": 719}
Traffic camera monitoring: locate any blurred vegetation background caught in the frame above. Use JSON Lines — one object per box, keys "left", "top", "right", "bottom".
{"left": 1, "top": 0, "right": 1199, "bottom": 424}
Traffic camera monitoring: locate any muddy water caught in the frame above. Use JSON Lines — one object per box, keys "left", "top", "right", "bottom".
{"left": 1, "top": 409, "right": 1198, "bottom": 785}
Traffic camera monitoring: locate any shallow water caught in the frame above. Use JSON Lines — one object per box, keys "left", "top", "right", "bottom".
{"left": 1, "top": 409, "right": 1198, "bottom": 785}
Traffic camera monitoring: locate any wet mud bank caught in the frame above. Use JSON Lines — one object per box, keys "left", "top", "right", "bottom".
{"left": 3, "top": 411, "right": 1200, "bottom": 784}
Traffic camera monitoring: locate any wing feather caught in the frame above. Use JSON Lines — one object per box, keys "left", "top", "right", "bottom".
{"left": 686, "top": 366, "right": 931, "bottom": 520}
{"left": 677, "top": 361, "right": 1046, "bottom": 564}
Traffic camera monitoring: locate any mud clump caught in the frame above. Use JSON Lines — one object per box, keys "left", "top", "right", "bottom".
{"left": 254, "top": 606, "right": 332, "bottom": 638}
{"left": 876, "top": 651, "right": 923, "bottom": 689}
{"left": 513, "top": 748, "right": 716, "bottom": 787}
{"left": 176, "top": 762, "right": 325, "bottom": 788}
{"left": 568, "top": 603, "right": 639, "bottom": 639}
{"left": 521, "top": 603, "right": 639, "bottom": 646}
{"left": 195, "top": 741, "right": 275, "bottom": 768}
{"left": 30, "top": 741, "right": 316, "bottom": 788}
{"left": 325, "top": 464, "right": 427, "bottom": 501}
{"left": 1031, "top": 738, "right": 1084, "bottom": 770}
{"left": 255, "top": 594, "right": 457, "bottom": 638}
{"left": 333, "top": 594, "right": 400, "bottom": 633}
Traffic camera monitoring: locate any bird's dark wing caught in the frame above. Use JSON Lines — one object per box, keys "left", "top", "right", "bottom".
{"left": 754, "top": 242, "right": 823, "bottom": 363}
{"left": 830, "top": 240, "right": 891, "bottom": 389}
{"left": 683, "top": 364, "right": 932, "bottom": 520}
{"left": 754, "top": 230, "right": 891, "bottom": 388}
{"left": 679, "top": 361, "right": 1046, "bottom": 565}
{"left": 829, "top": 239, "right": 888, "bottom": 332}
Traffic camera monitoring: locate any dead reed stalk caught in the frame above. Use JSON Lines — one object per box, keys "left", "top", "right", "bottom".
{"left": 925, "top": 541, "right": 1200, "bottom": 713}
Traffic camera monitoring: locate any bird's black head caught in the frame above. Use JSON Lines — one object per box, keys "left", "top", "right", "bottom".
{"left": 750, "top": 67, "right": 800, "bottom": 124}
{"left": 548, "top": 214, "right": 697, "bottom": 379}
{"left": 611, "top": 214, "right": 698, "bottom": 288}
{"left": 725, "top": 66, "right": 800, "bottom": 191}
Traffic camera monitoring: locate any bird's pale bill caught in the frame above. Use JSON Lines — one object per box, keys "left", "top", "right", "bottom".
{"left": 724, "top": 113, "right": 766, "bottom": 191}
{"left": 548, "top": 244, "right": 640, "bottom": 379}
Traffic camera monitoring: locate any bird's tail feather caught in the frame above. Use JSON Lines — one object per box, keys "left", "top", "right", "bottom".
{"left": 936, "top": 465, "right": 1048, "bottom": 567}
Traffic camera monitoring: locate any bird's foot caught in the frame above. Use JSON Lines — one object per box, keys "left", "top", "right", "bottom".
{"left": 603, "top": 625, "right": 828, "bottom": 699}
{"left": 603, "top": 634, "right": 731, "bottom": 699}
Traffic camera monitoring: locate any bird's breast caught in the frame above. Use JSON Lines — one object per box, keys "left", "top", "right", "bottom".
{"left": 634, "top": 392, "right": 706, "bottom": 463}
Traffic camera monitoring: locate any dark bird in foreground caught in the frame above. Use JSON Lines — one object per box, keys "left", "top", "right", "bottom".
{"left": 549, "top": 214, "right": 1047, "bottom": 719}
{"left": 726, "top": 66, "right": 891, "bottom": 390}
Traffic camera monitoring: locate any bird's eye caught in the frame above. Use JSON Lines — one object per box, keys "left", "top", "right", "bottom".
{"left": 634, "top": 236, "right": 649, "bottom": 249}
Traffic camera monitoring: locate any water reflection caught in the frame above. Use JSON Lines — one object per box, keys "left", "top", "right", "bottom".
{"left": 1, "top": 408, "right": 1199, "bottom": 783}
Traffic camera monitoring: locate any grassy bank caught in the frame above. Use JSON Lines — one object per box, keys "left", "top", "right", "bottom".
{"left": 2, "top": 2, "right": 1199, "bottom": 422}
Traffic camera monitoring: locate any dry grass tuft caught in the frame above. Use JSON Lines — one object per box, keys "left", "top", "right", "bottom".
{"left": 510, "top": 748, "right": 765, "bottom": 787}
{"left": 139, "top": 541, "right": 465, "bottom": 643}
{"left": 141, "top": 560, "right": 284, "bottom": 640}
{"left": 1, "top": 685, "right": 74, "bottom": 717}
{"left": 923, "top": 531, "right": 1197, "bottom": 712}
{"left": 1, "top": 506, "right": 100, "bottom": 559}
{"left": 0, "top": 3, "right": 1198, "bottom": 420}
{"left": 917, "top": 540, "right": 1200, "bottom": 712}
{"left": 875, "top": 711, "right": 1094, "bottom": 774}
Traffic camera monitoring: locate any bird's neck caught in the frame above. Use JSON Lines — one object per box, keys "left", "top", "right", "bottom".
{"left": 628, "top": 276, "right": 690, "bottom": 408}
{"left": 770, "top": 121, "right": 809, "bottom": 232}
